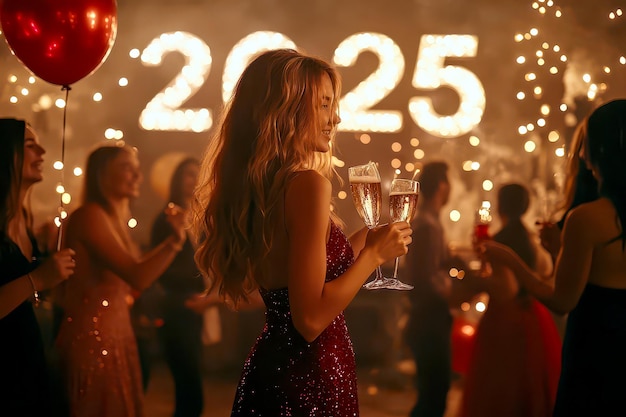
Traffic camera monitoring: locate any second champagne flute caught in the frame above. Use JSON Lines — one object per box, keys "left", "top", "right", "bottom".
{"left": 384, "top": 178, "right": 418, "bottom": 290}
{"left": 348, "top": 162, "right": 387, "bottom": 290}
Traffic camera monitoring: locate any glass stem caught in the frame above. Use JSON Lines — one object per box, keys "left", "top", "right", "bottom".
{"left": 374, "top": 265, "right": 384, "bottom": 282}
{"left": 392, "top": 257, "right": 400, "bottom": 279}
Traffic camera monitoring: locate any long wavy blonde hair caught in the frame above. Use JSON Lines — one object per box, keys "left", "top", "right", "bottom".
{"left": 192, "top": 49, "right": 342, "bottom": 306}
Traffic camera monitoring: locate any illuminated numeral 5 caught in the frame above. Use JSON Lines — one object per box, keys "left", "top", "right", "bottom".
{"left": 409, "top": 34, "right": 486, "bottom": 138}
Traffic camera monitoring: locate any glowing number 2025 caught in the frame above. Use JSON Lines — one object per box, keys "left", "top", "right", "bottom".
{"left": 139, "top": 32, "right": 485, "bottom": 137}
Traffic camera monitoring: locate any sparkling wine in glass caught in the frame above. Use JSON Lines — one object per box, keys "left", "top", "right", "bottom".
{"left": 474, "top": 203, "right": 492, "bottom": 276}
{"left": 348, "top": 162, "right": 386, "bottom": 290}
{"left": 384, "top": 179, "right": 419, "bottom": 290}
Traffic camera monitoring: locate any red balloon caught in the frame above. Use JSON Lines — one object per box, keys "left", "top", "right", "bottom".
{"left": 0, "top": 0, "right": 117, "bottom": 86}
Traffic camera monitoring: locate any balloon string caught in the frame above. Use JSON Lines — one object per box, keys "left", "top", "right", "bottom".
{"left": 56, "top": 84, "right": 72, "bottom": 251}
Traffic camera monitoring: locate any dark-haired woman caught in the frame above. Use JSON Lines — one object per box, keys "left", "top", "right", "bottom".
{"left": 462, "top": 183, "right": 561, "bottom": 417}
{"left": 485, "top": 99, "right": 626, "bottom": 416}
{"left": 0, "top": 118, "right": 75, "bottom": 416}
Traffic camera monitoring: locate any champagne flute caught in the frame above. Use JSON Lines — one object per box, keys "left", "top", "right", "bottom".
{"left": 473, "top": 203, "right": 492, "bottom": 276}
{"left": 384, "top": 178, "right": 418, "bottom": 290}
{"left": 348, "top": 162, "right": 386, "bottom": 290}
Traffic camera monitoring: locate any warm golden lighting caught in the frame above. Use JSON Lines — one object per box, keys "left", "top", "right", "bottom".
{"left": 548, "top": 131, "right": 560, "bottom": 142}
{"left": 413, "top": 149, "right": 425, "bottom": 160}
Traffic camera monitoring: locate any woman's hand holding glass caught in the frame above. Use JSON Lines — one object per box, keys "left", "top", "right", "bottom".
{"left": 349, "top": 162, "right": 416, "bottom": 290}
{"left": 383, "top": 178, "right": 419, "bottom": 290}
{"left": 349, "top": 162, "right": 386, "bottom": 289}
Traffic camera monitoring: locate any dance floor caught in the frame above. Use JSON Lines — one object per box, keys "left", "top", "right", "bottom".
{"left": 145, "top": 360, "right": 463, "bottom": 417}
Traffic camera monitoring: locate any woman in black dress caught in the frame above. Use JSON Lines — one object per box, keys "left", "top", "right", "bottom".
{"left": 0, "top": 118, "right": 75, "bottom": 416}
{"left": 149, "top": 157, "right": 207, "bottom": 417}
{"left": 485, "top": 99, "right": 626, "bottom": 416}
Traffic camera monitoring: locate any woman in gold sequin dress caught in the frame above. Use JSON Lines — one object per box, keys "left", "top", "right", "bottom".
{"left": 55, "top": 144, "right": 186, "bottom": 417}
{"left": 192, "top": 49, "right": 413, "bottom": 416}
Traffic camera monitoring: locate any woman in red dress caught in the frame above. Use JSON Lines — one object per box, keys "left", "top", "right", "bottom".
{"left": 462, "top": 183, "right": 561, "bottom": 417}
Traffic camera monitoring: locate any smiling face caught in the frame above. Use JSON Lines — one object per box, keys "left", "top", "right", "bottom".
{"left": 21, "top": 125, "right": 45, "bottom": 186}
{"left": 101, "top": 148, "right": 143, "bottom": 200}
{"left": 313, "top": 72, "right": 340, "bottom": 153}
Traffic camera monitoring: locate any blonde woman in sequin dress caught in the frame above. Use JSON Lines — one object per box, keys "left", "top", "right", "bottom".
{"left": 55, "top": 144, "right": 186, "bottom": 417}
{"left": 192, "top": 49, "right": 413, "bottom": 416}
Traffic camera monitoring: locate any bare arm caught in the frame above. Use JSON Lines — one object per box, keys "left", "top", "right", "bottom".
{"left": 285, "top": 171, "right": 411, "bottom": 342}
{"left": 347, "top": 226, "right": 368, "bottom": 258}
{"left": 71, "top": 204, "right": 185, "bottom": 291}
{"left": 485, "top": 206, "right": 593, "bottom": 314}
{"left": 0, "top": 248, "right": 75, "bottom": 319}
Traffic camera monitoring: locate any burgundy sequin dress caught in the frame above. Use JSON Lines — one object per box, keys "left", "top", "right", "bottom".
{"left": 231, "top": 221, "right": 359, "bottom": 417}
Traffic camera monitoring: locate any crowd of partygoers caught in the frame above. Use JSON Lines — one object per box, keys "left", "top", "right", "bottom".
{"left": 2, "top": 49, "right": 626, "bottom": 417}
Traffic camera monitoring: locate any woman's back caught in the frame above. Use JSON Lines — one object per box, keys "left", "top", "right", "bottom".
{"left": 581, "top": 198, "right": 626, "bottom": 288}
{"left": 255, "top": 170, "right": 331, "bottom": 291}
{"left": 553, "top": 198, "right": 626, "bottom": 416}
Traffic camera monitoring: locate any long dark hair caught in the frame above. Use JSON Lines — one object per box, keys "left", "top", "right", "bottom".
{"left": 587, "top": 99, "right": 626, "bottom": 249}
{"left": 494, "top": 183, "right": 536, "bottom": 269}
{"left": 0, "top": 118, "right": 26, "bottom": 235}
{"left": 168, "top": 157, "right": 199, "bottom": 208}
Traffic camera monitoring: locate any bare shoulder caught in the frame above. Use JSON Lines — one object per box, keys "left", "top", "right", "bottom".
{"left": 284, "top": 170, "right": 331, "bottom": 227}
{"left": 563, "top": 198, "right": 617, "bottom": 244}
{"left": 66, "top": 203, "right": 112, "bottom": 238}
{"left": 69, "top": 202, "right": 108, "bottom": 224}
{"left": 287, "top": 170, "right": 330, "bottom": 192}
{"left": 285, "top": 170, "right": 331, "bottom": 204}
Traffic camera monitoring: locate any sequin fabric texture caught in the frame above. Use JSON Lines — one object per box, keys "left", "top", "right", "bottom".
{"left": 55, "top": 274, "right": 144, "bottom": 417}
{"left": 231, "top": 221, "right": 359, "bottom": 416}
